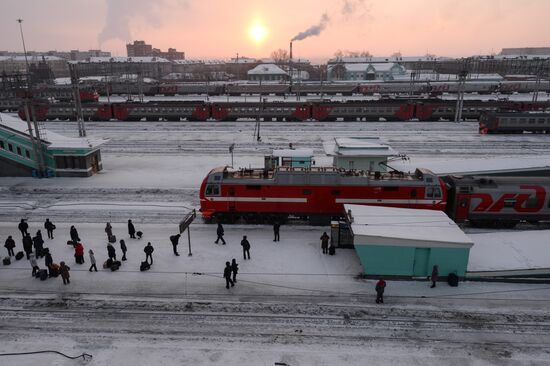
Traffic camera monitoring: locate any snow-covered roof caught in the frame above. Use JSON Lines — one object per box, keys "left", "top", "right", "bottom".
{"left": 272, "top": 149, "right": 314, "bottom": 158}
{"left": 346, "top": 204, "right": 473, "bottom": 248}
{"left": 229, "top": 57, "right": 259, "bottom": 64}
{"left": 248, "top": 64, "right": 288, "bottom": 75}
{"left": 324, "top": 137, "right": 397, "bottom": 157}
{"left": 0, "top": 113, "right": 106, "bottom": 150}
{"left": 0, "top": 55, "right": 64, "bottom": 62}
{"left": 328, "top": 56, "right": 451, "bottom": 64}
{"left": 81, "top": 56, "right": 170, "bottom": 63}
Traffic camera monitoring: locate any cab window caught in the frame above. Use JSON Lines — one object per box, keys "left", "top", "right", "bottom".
{"left": 205, "top": 184, "right": 220, "bottom": 196}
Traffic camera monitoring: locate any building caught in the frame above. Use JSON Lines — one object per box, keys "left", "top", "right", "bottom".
{"left": 265, "top": 149, "right": 314, "bottom": 169}
{"left": 500, "top": 47, "right": 550, "bottom": 56}
{"left": 247, "top": 64, "right": 288, "bottom": 82}
{"left": 126, "top": 41, "right": 184, "bottom": 61}
{"left": 345, "top": 204, "right": 473, "bottom": 278}
{"left": 76, "top": 56, "right": 172, "bottom": 80}
{"left": 0, "top": 113, "right": 105, "bottom": 177}
{"left": 323, "top": 137, "right": 397, "bottom": 172}
{"left": 0, "top": 55, "right": 69, "bottom": 78}
{"left": 328, "top": 62, "right": 406, "bottom": 81}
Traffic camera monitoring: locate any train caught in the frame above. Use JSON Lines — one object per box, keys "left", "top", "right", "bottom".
{"left": 17, "top": 99, "right": 550, "bottom": 122}
{"left": 0, "top": 86, "right": 99, "bottom": 112}
{"left": 199, "top": 165, "right": 550, "bottom": 228}
{"left": 479, "top": 111, "right": 550, "bottom": 134}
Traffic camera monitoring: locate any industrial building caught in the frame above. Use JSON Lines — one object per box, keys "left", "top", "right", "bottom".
{"left": 323, "top": 137, "right": 397, "bottom": 172}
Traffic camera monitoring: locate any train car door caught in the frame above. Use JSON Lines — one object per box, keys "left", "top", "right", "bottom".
{"left": 454, "top": 195, "right": 471, "bottom": 221}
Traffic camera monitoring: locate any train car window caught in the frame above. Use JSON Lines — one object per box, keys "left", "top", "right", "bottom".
{"left": 205, "top": 184, "right": 220, "bottom": 196}
{"left": 519, "top": 118, "right": 526, "bottom": 124}
{"left": 538, "top": 119, "right": 545, "bottom": 124}
{"left": 459, "top": 186, "right": 472, "bottom": 193}
{"left": 25, "top": 150, "right": 30, "bottom": 159}
{"left": 426, "top": 177, "right": 433, "bottom": 183}
{"left": 503, "top": 199, "right": 516, "bottom": 208}
{"left": 16, "top": 147, "right": 22, "bottom": 155}
{"left": 426, "top": 187, "right": 434, "bottom": 198}
{"left": 433, "top": 187, "right": 442, "bottom": 198}
{"left": 303, "top": 189, "right": 312, "bottom": 195}
{"left": 0, "top": 140, "right": 4, "bottom": 149}
{"left": 529, "top": 118, "right": 535, "bottom": 124}
{"left": 8, "top": 143, "right": 13, "bottom": 152}
{"left": 214, "top": 175, "right": 221, "bottom": 181}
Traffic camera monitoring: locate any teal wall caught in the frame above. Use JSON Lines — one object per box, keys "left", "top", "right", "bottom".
{"left": 355, "top": 243, "right": 470, "bottom": 277}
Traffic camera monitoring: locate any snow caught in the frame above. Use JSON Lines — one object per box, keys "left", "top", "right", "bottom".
{"left": 81, "top": 56, "right": 171, "bottom": 63}
{"left": 324, "top": 137, "right": 398, "bottom": 157}
{"left": 347, "top": 205, "right": 474, "bottom": 247}
{"left": 247, "top": 63, "right": 287, "bottom": 75}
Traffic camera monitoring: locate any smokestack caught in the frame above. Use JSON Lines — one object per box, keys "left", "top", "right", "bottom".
{"left": 289, "top": 41, "right": 293, "bottom": 87}
{"left": 290, "top": 41, "right": 293, "bottom": 61}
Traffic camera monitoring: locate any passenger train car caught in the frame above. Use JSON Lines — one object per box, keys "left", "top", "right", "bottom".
{"left": 479, "top": 111, "right": 550, "bottom": 134}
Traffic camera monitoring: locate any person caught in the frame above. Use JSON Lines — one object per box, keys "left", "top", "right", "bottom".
{"left": 320, "top": 232, "right": 330, "bottom": 255}
{"left": 241, "top": 235, "right": 251, "bottom": 260}
{"left": 4, "top": 235, "right": 15, "bottom": 257}
{"left": 215, "top": 223, "right": 226, "bottom": 245}
{"left": 120, "top": 239, "right": 127, "bottom": 261}
{"left": 70, "top": 225, "right": 79, "bottom": 243}
{"left": 74, "top": 242, "right": 85, "bottom": 264}
{"left": 170, "top": 234, "right": 181, "bottom": 256}
{"left": 273, "top": 222, "right": 280, "bottom": 242}
{"left": 29, "top": 252, "right": 39, "bottom": 277}
{"left": 375, "top": 278, "right": 386, "bottom": 304}
{"left": 431, "top": 265, "right": 439, "bottom": 288}
{"left": 22, "top": 233, "right": 33, "bottom": 260}
{"left": 231, "top": 258, "right": 239, "bottom": 283}
{"left": 88, "top": 249, "right": 97, "bottom": 272}
{"left": 107, "top": 242, "right": 117, "bottom": 262}
{"left": 59, "top": 261, "right": 71, "bottom": 285}
{"left": 44, "top": 218, "right": 55, "bottom": 239}
{"left": 18, "top": 218, "right": 28, "bottom": 238}
{"left": 32, "top": 231, "right": 44, "bottom": 258}
{"left": 105, "top": 222, "right": 113, "bottom": 240}
{"left": 44, "top": 249, "right": 54, "bottom": 277}
{"left": 144, "top": 242, "right": 154, "bottom": 265}
{"left": 224, "top": 261, "right": 234, "bottom": 289}
{"left": 128, "top": 219, "right": 136, "bottom": 239}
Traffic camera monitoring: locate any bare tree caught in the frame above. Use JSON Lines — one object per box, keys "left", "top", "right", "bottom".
{"left": 271, "top": 49, "right": 289, "bottom": 64}
{"left": 391, "top": 51, "right": 402, "bottom": 58}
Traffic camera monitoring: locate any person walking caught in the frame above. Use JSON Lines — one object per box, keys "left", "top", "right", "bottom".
{"left": 88, "top": 249, "right": 97, "bottom": 272}
{"left": 105, "top": 223, "right": 113, "bottom": 240}
{"left": 44, "top": 218, "right": 55, "bottom": 239}
{"left": 107, "top": 242, "right": 117, "bottom": 262}
{"left": 231, "top": 258, "right": 239, "bottom": 283}
{"left": 430, "top": 265, "right": 439, "bottom": 288}
{"left": 273, "top": 222, "right": 280, "bottom": 242}
{"left": 144, "top": 242, "right": 154, "bottom": 265}
{"left": 22, "top": 233, "right": 33, "bottom": 260}
{"left": 70, "top": 225, "right": 79, "bottom": 243}
{"left": 44, "top": 249, "right": 54, "bottom": 277}
{"left": 59, "top": 261, "right": 71, "bottom": 285}
{"left": 215, "top": 223, "right": 226, "bottom": 245}
{"left": 128, "top": 219, "right": 136, "bottom": 239}
{"left": 4, "top": 235, "right": 15, "bottom": 257}
{"left": 18, "top": 219, "right": 29, "bottom": 238}
{"left": 241, "top": 235, "right": 251, "bottom": 260}
{"left": 33, "top": 231, "right": 44, "bottom": 258}
{"left": 375, "top": 278, "right": 386, "bottom": 304}
{"left": 170, "top": 234, "right": 181, "bottom": 256}
{"left": 120, "top": 239, "right": 127, "bottom": 261}
{"left": 224, "top": 261, "right": 234, "bottom": 289}
{"left": 320, "top": 232, "right": 330, "bottom": 255}
{"left": 74, "top": 242, "right": 85, "bottom": 264}
{"left": 29, "top": 252, "right": 40, "bottom": 277}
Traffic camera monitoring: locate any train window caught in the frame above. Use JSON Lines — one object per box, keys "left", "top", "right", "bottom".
{"left": 433, "top": 187, "right": 442, "bottom": 198}
{"left": 426, "top": 177, "right": 433, "bottom": 183}
{"left": 519, "top": 118, "right": 526, "bottom": 124}
{"left": 303, "top": 189, "right": 312, "bottom": 195}
{"left": 538, "top": 119, "right": 545, "bottom": 124}
{"left": 205, "top": 184, "right": 220, "bottom": 196}
{"left": 426, "top": 187, "right": 434, "bottom": 197}
{"left": 504, "top": 199, "right": 516, "bottom": 208}
{"left": 25, "top": 149, "right": 30, "bottom": 159}
{"left": 459, "top": 186, "right": 472, "bottom": 193}
{"left": 16, "top": 146, "right": 22, "bottom": 155}
{"left": 529, "top": 118, "right": 535, "bottom": 124}
{"left": 246, "top": 185, "right": 261, "bottom": 190}
{"left": 8, "top": 143, "right": 13, "bottom": 152}
{"left": 0, "top": 140, "right": 4, "bottom": 149}
{"left": 510, "top": 118, "right": 517, "bottom": 123}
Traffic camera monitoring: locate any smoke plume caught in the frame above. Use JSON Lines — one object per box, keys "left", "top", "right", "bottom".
{"left": 291, "top": 13, "right": 330, "bottom": 42}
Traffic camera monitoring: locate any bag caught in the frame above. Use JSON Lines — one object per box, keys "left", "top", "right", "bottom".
{"left": 38, "top": 269, "right": 48, "bottom": 281}
{"left": 447, "top": 273, "right": 459, "bottom": 287}
{"left": 140, "top": 261, "right": 150, "bottom": 271}
{"left": 67, "top": 240, "right": 76, "bottom": 246}
{"left": 136, "top": 231, "right": 143, "bottom": 239}
{"left": 52, "top": 224, "right": 56, "bottom": 230}
{"left": 103, "top": 258, "right": 113, "bottom": 269}
{"left": 15, "top": 251, "right": 24, "bottom": 260}
{"left": 329, "top": 246, "right": 335, "bottom": 255}
{"left": 111, "top": 262, "right": 121, "bottom": 271}
{"left": 49, "top": 263, "right": 60, "bottom": 277}
{"left": 2, "top": 257, "right": 10, "bottom": 266}
{"left": 109, "top": 235, "right": 116, "bottom": 243}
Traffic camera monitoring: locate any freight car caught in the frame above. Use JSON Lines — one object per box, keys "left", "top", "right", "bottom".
{"left": 479, "top": 111, "right": 550, "bottom": 134}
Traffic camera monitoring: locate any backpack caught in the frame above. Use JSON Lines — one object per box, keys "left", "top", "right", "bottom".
{"left": 447, "top": 273, "right": 459, "bottom": 287}
{"left": 140, "top": 261, "right": 150, "bottom": 271}
{"left": 15, "top": 251, "right": 25, "bottom": 260}
{"left": 2, "top": 257, "right": 10, "bottom": 266}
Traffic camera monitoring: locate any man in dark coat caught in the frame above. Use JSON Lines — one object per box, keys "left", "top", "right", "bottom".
{"left": 44, "top": 249, "right": 54, "bottom": 277}
{"left": 231, "top": 258, "right": 238, "bottom": 283}
{"left": 273, "top": 222, "right": 280, "bottom": 242}
{"left": 128, "top": 219, "right": 136, "bottom": 239}
{"left": 320, "top": 232, "right": 330, "bottom": 254}
{"left": 215, "top": 223, "right": 226, "bottom": 245}
{"left": 22, "top": 233, "right": 33, "bottom": 259}
{"left": 144, "top": 242, "right": 154, "bottom": 265}
{"left": 375, "top": 278, "right": 386, "bottom": 304}
{"left": 44, "top": 218, "right": 55, "bottom": 239}
{"left": 120, "top": 239, "right": 127, "bottom": 261}
{"left": 241, "top": 235, "right": 251, "bottom": 260}
{"left": 18, "top": 219, "right": 29, "bottom": 238}
{"left": 32, "top": 231, "right": 45, "bottom": 258}
{"left": 4, "top": 236, "right": 15, "bottom": 257}
{"left": 224, "top": 261, "right": 234, "bottom": 289}
{"left": 431, "top": 265, "right": 439, "bottom": 288}
{"left": 70, "top": 226, "right": 79, "bottom": 243}
{"left": 107, "top": 242, "right": 117, "bottom": 261}
{"left": 170, "top": 234, "right": 181, "bottom": 256}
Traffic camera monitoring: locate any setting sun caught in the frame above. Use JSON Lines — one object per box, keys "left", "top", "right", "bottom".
{"left": 249, "top": 21, "right": 268, "bottom": 44}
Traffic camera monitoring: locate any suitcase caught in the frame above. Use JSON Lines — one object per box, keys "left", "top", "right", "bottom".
{"left": 328, "top": 246, "right": 335, "bottom": 255}
{"left": 2, "top": 257, "right": 10, "bottom": 266}
{"left": 110, "top": 262, "right": 120, "bottom": 271}
{"left": 103, "top": 258, "right": 113, "bottom": 269}
{"left": 38, "top": 269, "right": 48, "bottom": 281}
{"left": 447, "top": 273, "right": 459, "bottom": 287}
{"left": 15, "top": 251, "right": 24, "bottom": 260}
{"left": 140, "top": 261, "right": 150, "bottom": 271}
{"left": 137, "top": 231, "right": 143, "bottom": 239}
{"left": 109, "top": 235, "right": 117, "bottom": 243}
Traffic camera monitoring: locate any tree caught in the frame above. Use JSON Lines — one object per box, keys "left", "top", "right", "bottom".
{"left": 271, "top": 49, "right": 289, "bottom": 64}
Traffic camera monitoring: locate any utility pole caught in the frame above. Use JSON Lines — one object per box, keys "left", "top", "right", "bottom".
{"left": 454, "top": 69, "right": 468, "bottom": 123}
{"left": 69, "top": 63, "right": 86, "bottom": 137}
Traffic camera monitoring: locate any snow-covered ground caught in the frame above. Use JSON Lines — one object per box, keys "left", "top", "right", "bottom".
{"left": 1, "top": 114, "right": 550, "bottom": 364}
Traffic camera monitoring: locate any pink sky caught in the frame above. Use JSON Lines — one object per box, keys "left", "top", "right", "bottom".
{"left": 1, "top": 0, "right": 550, "bottom": 62}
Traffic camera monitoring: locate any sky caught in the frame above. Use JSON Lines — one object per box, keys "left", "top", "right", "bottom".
{"left": 1, "top": 0, "right": 550, "bottom": 62}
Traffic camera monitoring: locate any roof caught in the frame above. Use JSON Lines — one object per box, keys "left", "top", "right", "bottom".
{"left": 80, "top": 56, "right": 170, "bottom": 63}
{"left": 248, "top": 64, "right": 288, "bottom": 75}
{"left": 341, "top": 63, "right": 401, "bottom": 73}
{"left": 346, "top": 204, "right": 474, "bottom": 248}
{"left": 328, "top": 56, "right": 451, "bottom": 64}
{"left": 0, "top": 113, "right": 106, "bottom": 150}
{"left": 272, "top": 149, "right": 314, "bottom": 158}
{"left": 323, "top": 137, "right": 397, "bottom": 157}
{"left": 0, "top": 55, "right": 64, "bottom": 62}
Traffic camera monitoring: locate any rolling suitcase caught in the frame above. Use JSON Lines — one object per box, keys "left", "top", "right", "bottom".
{"left": 328, "top": 246, "right": 335, "bottom": 255}
{"left": 140, "top": 261, "right": 150, "bottom": 271}
{"left": 109, "top": 235, "right": 117, "bottom": 243}
{"left": 15, "top": 251, "right": 24, "bottom": 260}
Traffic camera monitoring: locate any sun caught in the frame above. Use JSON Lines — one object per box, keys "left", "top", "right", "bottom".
{"left": 249, "top": 21, "right": 268, "bottom": 44}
